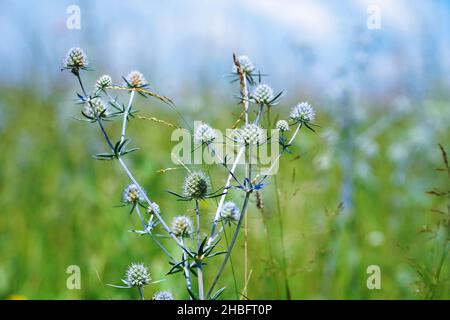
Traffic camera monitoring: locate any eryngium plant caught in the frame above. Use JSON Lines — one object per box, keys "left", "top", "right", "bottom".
{"left": 64, "top": 48, "right": 318, "bottom": 300}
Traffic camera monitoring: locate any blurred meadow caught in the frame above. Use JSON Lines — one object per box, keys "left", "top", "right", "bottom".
{"left": 0, "top": 0, "right": 449, "bottom": 300}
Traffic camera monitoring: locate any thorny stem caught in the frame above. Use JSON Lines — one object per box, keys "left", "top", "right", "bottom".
{"left": 180, "top": 237, "right": 193, "bottom": 297}
{"left": 195, "top": 200, "right": 205, "bottom": 300}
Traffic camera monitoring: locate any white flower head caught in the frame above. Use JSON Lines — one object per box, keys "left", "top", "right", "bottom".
{"left": 125, "top": 70, "right": 147, "bottom": 88}
{"left": 122, "top": 183, "right": 145, "bottom": 205}
{"left": 171, "top": 215, "right": 193, "bottom": 238}
{"left": 220, "top": 201, "right": 240, "bottom": 223}
{"left": 96, "top": 74, "right": 112, "bottom": 90}
{"left": 290, "top": 102, "right": 316, "bottom": 123}
{"left": 232, "top": 55, "right": 255, "bottom": 74}
{"left": 276, "top": 120, "right": 290, "bottom": 132}
{"left": 123, "top": 263, "right": 151, "bottom": 288}
{"left": 237, "top": 124, "right": 263, "bottom": 146}
{"left": 64, "top": 47, "right": 88, "bottom": 72}
{"left": 253, "top": 84, "right": 274, "bottom": 104}
{"left": 153, "top": 291, "right": 174, "bottom": 300}
{"left": 183, "top": 171, "right": 210, "bottom": 200}
{"left": 83, "top": 97, "right": 110, "bottom": 119}
{"left": 194, "top": 123, "right": 217, "bottom": 145}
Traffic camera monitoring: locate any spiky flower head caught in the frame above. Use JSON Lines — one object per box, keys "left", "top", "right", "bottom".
{"left": 253, "top": 84, "right": 274, "bottom": 105}
{"left": 122, "top": 183, "right": 145, "bottom": 205}
{"left": 83, "top": 97, "right": 110, "bottom": 119}
{"left": 290, "top": 102, "right": 315, "bottom": 124}
{"left": 276, "top": 120, "right": 290, "bottom": 132}
{"left": 183, "top": 171, "right": 210, "bottom": 200}
{"left": 238, "top": 124, "right": 263, "bottom": 146}
{"left": 232, "top": 55, "right": 255, "bottom": 74}
{"left": 194, "top": 123, "right": 217, "bottom": 145}
{"left": 64, "top": 47, "right": 88, "bottom": 73}
{"left": 125, "top": 70, "right": 147, "bottom": 88}
{"left": 96, "top": 74, "right": 112, "bottom": 90}
{"left": 171, "top": 215, "right": 193, "bottom": 237}
{"left": 153, "top": 291, "right": 174, "bottom": 300}
{"left": 147, "top": 202, "right": 160, "bottom": 215}
{"left": 123, "top": 263, "right": 151, "bottom": 288}
{"left": 220, "top": 201, "right": 240, "bottom": 223}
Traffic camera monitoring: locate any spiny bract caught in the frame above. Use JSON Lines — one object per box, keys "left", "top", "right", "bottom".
{"left": 290, "top": 102, "right": 315, "bottom": 124}
{"left": 183, "top": 171, "right": 210, "bottom": 200}
{"left": 123, "top": 263, "right": 151, "bottom": 288}
{"left": 253, "top": 83, "right": 274, "bottom": 104}
{"left": 122, "top": 183, "right": 145, "bottom": 205}
{"left": 171, "top": 215, "right": 193, "bottom": 238}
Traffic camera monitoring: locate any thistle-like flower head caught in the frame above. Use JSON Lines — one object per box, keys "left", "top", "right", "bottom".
{"left": 64, "top": 47, "right": 88, "bottom": 73}
{"left": 153, "top": 291, "right": 174, "bottom": 300}
{"left": 238, "top": 124, "right": 263, "bottom": 146}
{"left": 232, "top": 55, "right": 255, "bottom": 74}
{"left": 194, "top": 123, "right": 217, "bottom": 145}
{"left": 183, "top": 171, "right": 210, "bottom": 200}
{"left": 96, "top": 74, "right": 112, "bottom": 90}
{"left": 83, "top": 97, "right": 110, "bottom": 119}
{"left": 122, "top": 183, "right": 145, "bottom": 205}
{"left": 147, "top": 202, "right": 160, "bottom": 215}
{"left": 276, "top": 120, "right": 290, "bottom": 132}
{"left": 125, "top": 70, "right": 147, "bottom": 88}
{"left": 253, "top": 84, "right": 274, "bottom": 105}
{"left": 171, "top": 215, "right": 193, "bottom": 238}
{"left": 220, "top": 201, "right": 240, "bottom": 223}
{"left": 290, "top": 102, "right": 315, "bottom": 124}
{"left": 123, "top": 263, "right": 151, "bottom": 288}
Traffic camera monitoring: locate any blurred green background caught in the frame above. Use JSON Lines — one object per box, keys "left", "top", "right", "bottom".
{"left": 0, "top": 0, "right": 449, "bottom": 299}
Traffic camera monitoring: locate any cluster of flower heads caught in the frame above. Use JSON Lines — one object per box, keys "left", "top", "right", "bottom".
{"left": 171, "top": 215, "right": 193, "bottom": 238}
{"left": 182, "top": 171, "right": 210, "bottom": 200}
{"left": 122, "top": 183, "right": 146, "bottom": 205}
{"left": 220, "top": 201, "right": 240, "bottom": 223}
{"left": 123, "top": 263, "right": 151, "bottom": 288}
{"left": 153, "top": 291, "right": 174, "bottom": 300}
{"left": 290, "top": 102, "right": 316, "bottom": 124}
{"left": 125, "top": 70, "right": 148, "bottom": 88}
{"left": 194, "top": 123, "right": 217, "bottom": 145}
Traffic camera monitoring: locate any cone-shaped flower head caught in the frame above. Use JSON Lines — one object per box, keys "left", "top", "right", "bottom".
{"left": 122, "top": 183, "right": 145, "bottom": 205}
{"left": 289, "top": 102, "right": 315, "bottom": 124}
{"left": 96, "top": 74, "right": 112, "bottom": 90}
{"left": 183, "top": 171, "right": 210, "bottom": 200}
{"left": 123, "top": 263, "right": 151, "bottom": 288}
{"left": 253, "top": 84, "right": 274, "bottom": 104}
{"left": 276, "top": 120, "right": 290, "bottom": 132}
{"left": 125, "top": 70, "right": 147, "bottom": 88}
{"left": 64, "top": 47, "right": 88, "bottom": 73}
{"left": 238, "top": 124, "right": 263, "bottom": 146}
{"left": 83, "top": 97, "right": 110, "bottom": 119}
{"left": 232, "top": 55, "right": 255, "bottom": 74}
{"left": 171, "top": 215, "right": 193, "bottom": 238}
{"left": 194, "top": 123, "right": 217, "bottom": 145}
{"left": 220, "top": 201, "right": 240, "bottom": 223}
